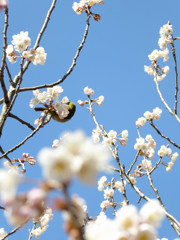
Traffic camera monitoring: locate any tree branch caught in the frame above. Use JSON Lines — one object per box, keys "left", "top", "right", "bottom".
{"left": 0, "top": 115, "right": 50, "bottom": 160}
{"left": 171, "top": 37, "right": 178, "bottom": 114}
{"left": 0, "top": 7, "right": 9, "bottom": 104}
{"left": 154, "top": 79, "right": 180, "bottom": 124}
{"left": 19, "top": 12, "right": 91, "bottom": 93}
{"left": 8, "top": 112, "right": 35, "bottom": 131}
{"left": 150, "top": 120, "right": 180, "bottom": 149}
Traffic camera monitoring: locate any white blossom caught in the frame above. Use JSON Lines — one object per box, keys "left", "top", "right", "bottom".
{"left": 38, "top": 130, "right": 111, "bottom": 185}
{"left": 98, "top": 176, "right": 107, "bottom": 191}
{"left": 140, "top": 200, "right": 165, "bottom": 227}
{"left": 136, "top": 117, "right": 147, "bottom": 127}
{"left": 84, "top": 86, "right": 94, "bottom": 95}
{"left": 0, "top": 228, "right": 7, "bottom": 240}
{"left": 142, "top": 159, "right": 152, "bottom": 171}
{"left": 96, "top": 95, "right": 104, "bottom": 106}
{"left": 29, "top": 97, "right": 40, "bottom": 108}
{"left": 0, "top": 167, "right": 22, "bottom": 203}
{"left": 104, "top": 187, "right": 114, "bottom": 199}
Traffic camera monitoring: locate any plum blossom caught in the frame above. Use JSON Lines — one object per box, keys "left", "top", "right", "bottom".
{"left": 6, "top": 32, "right": 47, "bottom": 65}
{"left": 0, "top": 167, "right": 22, "bottom": 203}
{"left": 85, "top": 200, "right": 165, "bottom": 240}
{"left": 84, "top": 86, "right": 94, "bottom": 95}
{"left": 38, "top": 130, "right": 111, "bottom": 185}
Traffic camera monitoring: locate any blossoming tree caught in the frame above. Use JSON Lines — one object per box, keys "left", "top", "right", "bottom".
{"left": 0, "top": 0, "right": 180, "bottom": 240}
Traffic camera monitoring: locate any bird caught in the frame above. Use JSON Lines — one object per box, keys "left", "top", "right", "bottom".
{"left": 34, "top": 102, "right": 76, "bottom": 123}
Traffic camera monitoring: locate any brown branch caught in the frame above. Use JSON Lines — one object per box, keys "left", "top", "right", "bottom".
{"left": 33, "top": 0, "right": 57, "bottom": 49}
{"left": 114, "top": 146, "right": 129, "bottom": 205}
{"left": 150, "top": 120, "right": 180, "bottom": 149}
{"left": 149, "top": 157, "right": 162, "bottom": 174}
{"left": 0, "top": 145, "right": 12, "bottom": 164}
{"left": 171, "top": 37, "right": 178, "bottom": 114}
{"left": 5, "top": 61, "right": 14, "bottom": 86}
{"left": 146, "top": 170, "right": 180, "bottom": 235}
{"left": 19, "top": 12, "right": 91, "bottom": 93}
{"left": 1, "top": 220, "right": 29, "bottom": 240}
{"left": 0, "top": 7, "right": 9, "bottom": 104}
{"left": 154, "top": 78, "right": 180, "bottom": 124}
{"left": 8, "top": 112, "right": 35, "bottom": 131}
{"left": 0, "top": 115, "right": 50, "bottom": 160}
{"left": 126, "top": 151, "right": 139, "bottom": 175}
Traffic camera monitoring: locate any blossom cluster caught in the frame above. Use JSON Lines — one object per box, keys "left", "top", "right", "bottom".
{"left": 92, "top": 128, "right": 128, "bottom": 147}
{"left": 134, "top": 134, "right": 156, "bottom": 159}
{"left": 31, "top": 208, "right": 53, "bottom": 239}
{"left": 6, "top": 31, "right": 47, "bottom": 65}
{"left": 78, "top": 86, "right": 105, "bottom": 106}
{"left": 158, "top": 145, "right": 178, "bottom": 172}
{"left": 136, "top": 107, "right": 162, "bottom": 127}
{"left": 29, "top": 86, "right": 70, "bottom": 125}
{"left": 72, "top": 0, "right": 103, "bottom": 19}
{"left": 97, "top": 176, "right": 136, "bottom": 211}
{"left": 85, "top": 200, "right": 165, "bottom": 240}
{"left": 38, "top": 130, "right": 111, "bottom": 185}
{"left": 144, "top": 22, "right": 173, "bottom": 81}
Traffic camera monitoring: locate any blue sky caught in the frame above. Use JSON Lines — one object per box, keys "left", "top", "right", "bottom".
{"left": 0, "top": 0, "right": 180, "bottom": 239}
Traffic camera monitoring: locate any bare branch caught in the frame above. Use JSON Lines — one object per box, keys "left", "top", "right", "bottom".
{"left": 8, "top": 112, "right": 35, "bottom": 131}
{"left": 0, "top": 7, "right": 9, "bottom": 104}
{"left": 171, "top": 37, "right": 178, "bottom": 114}
{"left": 154, "top": 79, "right": 180, "bottom": 124}
{"left": 0, "top": 145, "right": 12, "bottom": 164}
{"left": 150, "top": 120, "right": 180, "bottom": 149}
{"left": 126, "top": 151, "right": 139, "bottom": 175}
{"left": 1, "top": 220, "right": 29, "bottom": 240}
{"left": 0, "top": 115, "right": 50, "bottom": 160}
{"left": 5, "top": 61, "right": 14, "bottom": 86}
{"left": 33, "top": 0, "right": 57, "bottom": 49}
{"left": 146, "top": 170, "right": 180, "bottom": 235}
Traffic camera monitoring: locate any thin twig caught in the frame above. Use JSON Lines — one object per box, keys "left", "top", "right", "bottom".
{"left": 19, "top": 12, "right": 91, "bottom": 93}
{"left": 113, "top": 146, "right": 129, "bottom": 205}
{"left": 33, "top": 0, "right": 57, "bottom": 49}
{"left": 149, "top": 158, "right": 162, "bottom": 174}
{"left": 8, "top": 112, "right": 35, "bottom": 131}
{"left": 1, "top": 220, "right": 29, "bottom": 240}
{"left": 146, "top": 170, "right": 180, "bottom": 235}
{"left": 126, "top": 151, "right": 139, "bottom": 175}
{"left": 171, "top": 37, "right": 178, "bottom": 114}
{"left": 150, "top": 120, "right": 180, "bottom": 149}
{"left": 154, "top": 79, "right": 180, "bottom": 124}
{"left": 28, "top": 222, "right": 36, "bottom": 240}
{"left": 0, "top": 116, "right": 50, "bottom": 160}
{"left": 5, "top": 61, "right": 14, "bottom": 86}
{"left": 0, "top": 145, "right": 12, "bottom": 164}
{"left": 0, "top": 7, "right": 9, "bottom": 104}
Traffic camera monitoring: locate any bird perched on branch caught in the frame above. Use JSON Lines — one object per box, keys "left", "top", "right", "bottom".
{"left": 34, "top": 102, "right": 76, "bottom": 123}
